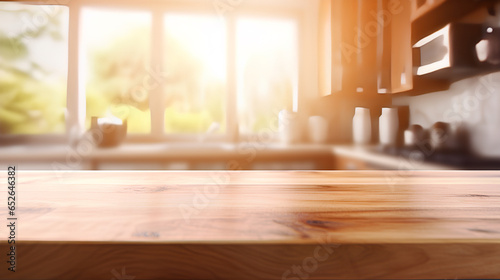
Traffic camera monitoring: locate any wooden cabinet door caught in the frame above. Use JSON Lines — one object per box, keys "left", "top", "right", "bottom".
{"left": 327, "top": 0, "right": 413, "bottom": 95}
{"left": 319, "top": 0, "right": 333, "bottom": 96}
{"left": 378, "top": 0, "right": 413, "bottom": 94}
{"left": 335, "top": 0, "right": 379, "bottom": 94}
{"left": 335, "top": 155, "right": 370, "bottom": 170}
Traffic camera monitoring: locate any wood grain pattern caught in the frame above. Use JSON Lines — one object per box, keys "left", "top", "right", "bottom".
{"left": 0, "top": 171, "right": 499, "bottom": 279}
{"left": 3, "top": 243, "right": 500, "bottom": 280}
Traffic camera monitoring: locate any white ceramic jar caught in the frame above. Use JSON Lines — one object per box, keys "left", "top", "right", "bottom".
{"left": 279, "top": 110, "right": 300, "bottom": 144}
{"left": 308, "top": 116, "right": 328, "bottom": 144}
{"left": 379, "top": 107, "right": 399, "bottom": 146}
{"left": 352, "top": 107, "right": 371, "bottom": 145}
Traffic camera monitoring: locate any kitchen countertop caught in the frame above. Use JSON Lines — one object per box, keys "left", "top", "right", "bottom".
{"left": 0, "top": 142, "right": 332, "bottom": 161}
{"left": 0, "top": 143, "right": 451, "bottom": 170}
{"left": 332, "top": 145, "right": 453, "bottom": 170}
{"left": 1, "top": 171, "right": 499, "bottom": 279}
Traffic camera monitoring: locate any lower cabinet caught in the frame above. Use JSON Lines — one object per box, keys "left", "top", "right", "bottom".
{"left": 334, "top": 155, "right": 394, "bottom": 170}
{"left": 335, "top": 155, "right": 370, "bottom": 170}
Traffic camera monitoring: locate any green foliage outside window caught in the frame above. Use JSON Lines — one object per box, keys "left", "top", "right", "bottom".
{"left": 0, "top": 4, "right": 68, "bottom": 135}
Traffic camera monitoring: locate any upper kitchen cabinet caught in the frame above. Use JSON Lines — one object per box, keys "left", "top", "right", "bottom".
{"left": 320, "top": 0, "right": 413, "bottom": 96}
{"left": 411, "top": 0, "right": 448, "bottom": 22}
{"left": 411, "top": 0, "right": 495, "bottom": 42}
{"left": 319, "top": 0, "right": 500, "bottom": 97}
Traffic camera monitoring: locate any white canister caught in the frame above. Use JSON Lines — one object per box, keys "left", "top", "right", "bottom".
{"left": 308, "top": 116, "right": 329, "bottom": 144}
{"left": 279, "top": 110, "right": 300, "bottom": 144}
{"left": 352, "top": 107, "right": 371, "bottom": 145}
{"left": 404, "top": 129, "right": 414, "bottom": 146}
{"left": 379, "top": 107, "right": 399, "bottom": 146}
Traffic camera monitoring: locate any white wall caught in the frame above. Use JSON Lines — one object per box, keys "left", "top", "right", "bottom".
{"left": 393, "top": 72, "right": 500, "bottom": 158}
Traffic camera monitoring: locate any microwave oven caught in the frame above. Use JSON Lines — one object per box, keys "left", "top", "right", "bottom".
{"left": 413, "top": 23, "right": 498, "bottom": 80}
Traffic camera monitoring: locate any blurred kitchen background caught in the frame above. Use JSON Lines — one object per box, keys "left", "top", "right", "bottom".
{"left": 1, "top": 0, "right": 500, "bottom": 171}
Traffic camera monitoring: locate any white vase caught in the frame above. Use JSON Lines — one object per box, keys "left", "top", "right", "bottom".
{"left": 279, "top": 110, "right": 300, "bottom": 144}
{"left": 379, "top": 107, "right": 399, "bottom": 146}
{"left": 308, "top": 116, "right": 328, "bottom": 144}
{"left": 352, "top": 107, "right": 371, "bottom": 145}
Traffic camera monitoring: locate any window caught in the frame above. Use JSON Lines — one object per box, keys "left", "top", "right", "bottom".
{"left": 236, "top": 17, "right": 298, "bottom": 134}
{"left": 0, "top": 3, "right": 69, "bottom": 135}
{"left": 82, "top": 8, "right": 152, "bottom": 134}
{"left": 163, "top": 14, "right": 226, "bottom": 134}
{"left": 1, "top": 1, "right": 304, "bottom": 141}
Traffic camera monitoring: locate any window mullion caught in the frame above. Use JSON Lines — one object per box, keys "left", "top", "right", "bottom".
{"left": 227, "top": 15, "right": 238, "bottom": 142}
{"left": 149, "top": 10, "right": 165, "bottom": 138}
{"left": 67, "top": 4, "right": 83, "bottom": 142}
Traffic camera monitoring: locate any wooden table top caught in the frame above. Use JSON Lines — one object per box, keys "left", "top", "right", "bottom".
{"left": 2, "top": 171, "right": 500, "bottom": 245}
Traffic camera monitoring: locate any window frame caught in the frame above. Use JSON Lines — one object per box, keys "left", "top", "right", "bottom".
{"left": 0, "top": 0, "right": 314, "bottom": 145}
